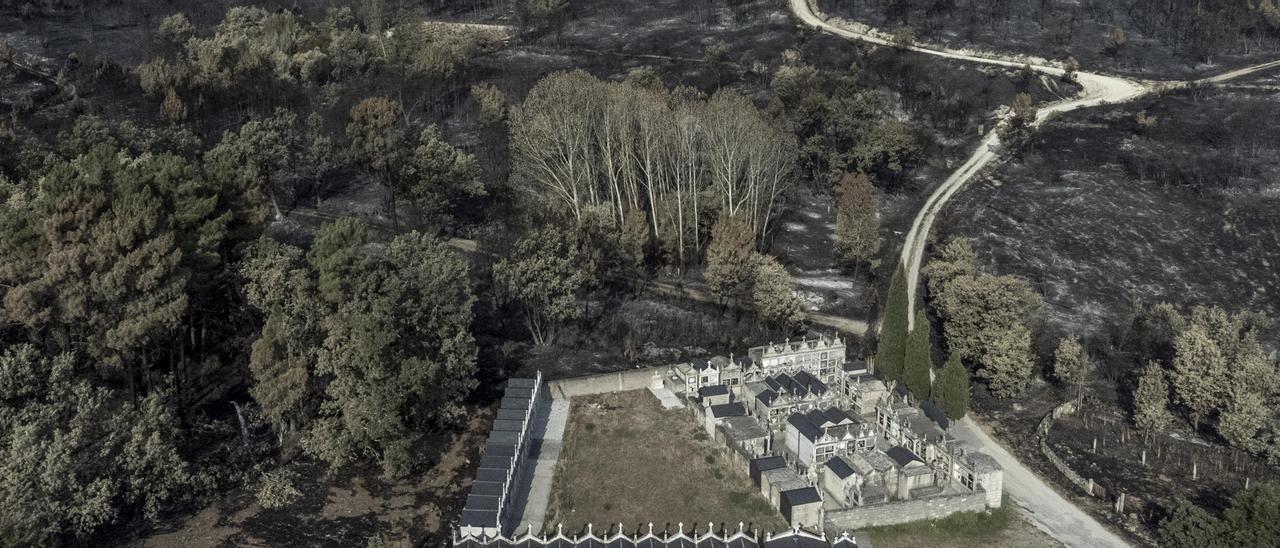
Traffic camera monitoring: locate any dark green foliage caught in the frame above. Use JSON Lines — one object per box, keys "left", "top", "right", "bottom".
{"left": 0, "top": 345, "right": 189, "bottom": 543}
{"left": 904, "top": 310, "right": 934, "bottom": 400}
{"left": 934, "top": 353, "right": 971, "bottom": 420}
{"left": 1159, "top": 500, "right": 1226, "bottom": 548}
{"left": 877, "top": 266, "right": 909, "bottom": 382}
{"left": 1221, "top": 483, "right": 1280, "bottom": 545}
{"left": 243, "top": 220, "right": 479, "bottom": 477}
{"left": 493, "top": 227, "right": 600, "bottom": 346}
{"left": 0, "top": 145, "right": 261, "bottom": 382}
{"left": 769, "top": 63, "right": 922, "bottom": 188}
{"left": 1159, "top": 484, "right": 1280, "bottom": 548}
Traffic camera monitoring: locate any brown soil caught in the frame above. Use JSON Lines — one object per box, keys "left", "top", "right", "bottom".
{"left": 547, "top": 390, "right": 788, "bottom": 534}
{"left": 134, "top": 408, "right": 494, "bottom": 548}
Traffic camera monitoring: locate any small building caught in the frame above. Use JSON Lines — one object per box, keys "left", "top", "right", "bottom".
{"left": 748, "top": 371, "right": 838, "bottom": 429}
{"left": 750, "top": 455, "right": 788, "bottom": 487}
{"left": 784, "top": 408, "right": 877, "bottom": 472}
{"left": 762, "top": 468, "right": 810, "bottom": 509}
{"left": 840, "top": 373, "right": 887, "bottom": 417}
{"left": 886, "top": 446, "right": 936, "bottom": 500}
{"left": 822, "top": 452, "right": 893, "bottom": 508}
{"left": 698, "top": 384, "right": 732, "bottom": 407}
{"left": 718, "top": 415, "right": 771, "bottom": 458}
{"left": 704, "top": 401, "right": 748, "bottom": 436}
{"left": 779, "top": 487, "right": 823, "bottom": 530}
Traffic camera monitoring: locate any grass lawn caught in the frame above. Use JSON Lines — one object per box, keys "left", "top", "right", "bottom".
{"left": 547, "top": 390, "right": 787, "bottom": 534}
{"left": 860, "top": 496, "right": 1061, "bottom": 548}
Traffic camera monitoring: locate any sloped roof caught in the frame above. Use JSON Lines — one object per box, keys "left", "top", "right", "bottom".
{"left": 700, "top": 385, "right": 730, "bottom": 397}
{"left": 781, "top": 487, "right": 822, "bottom": 506}
{"left": 885, "top": 446, "right": 922, "bottom": 468}
{"left": 787, "top": 413, "right": 824, "bottom": 442}
{"left": 756, "top": 388, "right": 779, "bottom": 406}
{"left": 710, "top": 402, "right": 748, "bottom": 419}
{"left": 824, "top": 457, "right": 855, "bottom": 480}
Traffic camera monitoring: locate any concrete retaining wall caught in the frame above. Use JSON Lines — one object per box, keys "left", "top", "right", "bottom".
{"left": 545, "top": 366, "right": 666, "bottom": 399}
{"left": 825, "top": 490, "right": 989, "bottom": 531}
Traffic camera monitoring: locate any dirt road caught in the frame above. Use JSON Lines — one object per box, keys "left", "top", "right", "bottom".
{"left": 789, "top": 0, "right": 1280, "bottom": 546}
{"left": 948, "top": 417, "right": 1127, "bottom": 548}
{"left": 790, "top": 0, "right": 1280, "bottom": 332}
{"left": 786, "top": 0, "right": 1150, "bottom": 330}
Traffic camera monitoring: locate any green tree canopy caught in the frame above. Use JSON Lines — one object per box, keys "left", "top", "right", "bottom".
{"left": 493, "top": 227, "right": 599, "bottom": 346}
{"left": 834, "top": 171, "right": 879, "bottom": 269}
{"left": 1052, "top": 337, "right": 1090, "bottom": 403}
{"left": 405, "top": 124, "right": 485, "bottom": 229}
{"left": 1159, "top": 483, "right": 1280, "bottom": 548}
{"left": 931, "top": 272, "right": 1041, "bottom": 398}
{"left": 1, "top": 145, "right": 259, "bottom": 387}
{"left": 751, "top": 254, "right": 806, "bottom": 331}
{"left": 934, "top": 352, "right": 970, "bottom": 420}
{"left": 922, "top": 236, "right": 976, "bottom": 298}
{"left": 0, "top": 344, "right": 189, "bottom": 543}
{"left": 876, "top": 265, "right": 909, "bottom": 382}
{"left": 705, "top": 214, "right": 756, "bottom": 303}
{"left": 904, "top": 309, "right": 935, "bottom": 401}
{"left": 243, "top": 220, "right": 479, "bottom": 477}
{"left": 205, "top": 108, "right": 299, "bottom": 220}
{"left": 1132, "top": 360, "right": 1172, "bottom": 440}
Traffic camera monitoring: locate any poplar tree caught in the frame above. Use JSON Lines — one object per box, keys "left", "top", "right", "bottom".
{"left": 904, "top": 310, "right": 934, "bottom": 400}
{"left": 934, "top": 353, "right": 970, "bottom": 420}
{"left": 1133, "top": 360, "right": 1172, "bottom": 441}
{"left": 877, "top": 266, "right": 909, "bottom": 382}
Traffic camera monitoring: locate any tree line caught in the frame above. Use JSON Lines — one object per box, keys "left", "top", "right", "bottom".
{"left": 1120, "top": 302, "right": 1278, "bottom": 460}
{"left": 510, "top": 70, "right": 797, "bottom": 267}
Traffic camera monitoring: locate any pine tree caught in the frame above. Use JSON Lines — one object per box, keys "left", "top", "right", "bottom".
{"left": 751, "top": 254, "right": 806, "bottom": 331}
{"left": 1053, "top": 337, "right": 1090, "bottom": 404}
{"left": 877, "top": 265, "right": 910, "bottom": 382}
{"left": 704, "top": 214, "right": 756, "bottom": 304}
{"left": 904, "top": 309, "right": 934, "bottom": 400}
{"left": 1170, "top": 324, "right": 1227, "bottom": 432}
{"left": 934, "top": 353, "right": 970, "bottom": 420}
{"left": 834, "top": 171, "right": 879, "bottom": 269}
{"left": 979, "top": 324, "right": 1035, "bottom": 398}
{"left": 1133, "top": 360, "right": 1172, "bottom": 441}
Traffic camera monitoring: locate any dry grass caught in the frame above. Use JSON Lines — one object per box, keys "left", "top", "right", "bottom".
{"left": 862, "top": 496, "right": 1061, "bottom": 548}
{"left": 547, "top": 390, "right": 786, "bottom": 534}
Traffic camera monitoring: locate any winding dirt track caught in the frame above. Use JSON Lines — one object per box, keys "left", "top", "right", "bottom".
{"left": 789, "top": 0, "right": 1280, "bottom": 330}
{"left": 789, "top": 0, "right": 1280, "bottom": 546}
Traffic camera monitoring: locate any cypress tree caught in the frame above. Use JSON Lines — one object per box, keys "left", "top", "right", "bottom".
{"left": 876, "top": 265, "right": 909, "bottom": 381}
{"left": 904, "top": 309, "right": 935, "bottom": 400}
{"left": 934, "top": 353, "right": 971, "bottom": 420}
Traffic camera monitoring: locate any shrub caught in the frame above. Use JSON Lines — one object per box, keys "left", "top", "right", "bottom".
{"left": 257, "top": 469, "right": 303, "bottom": 509}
